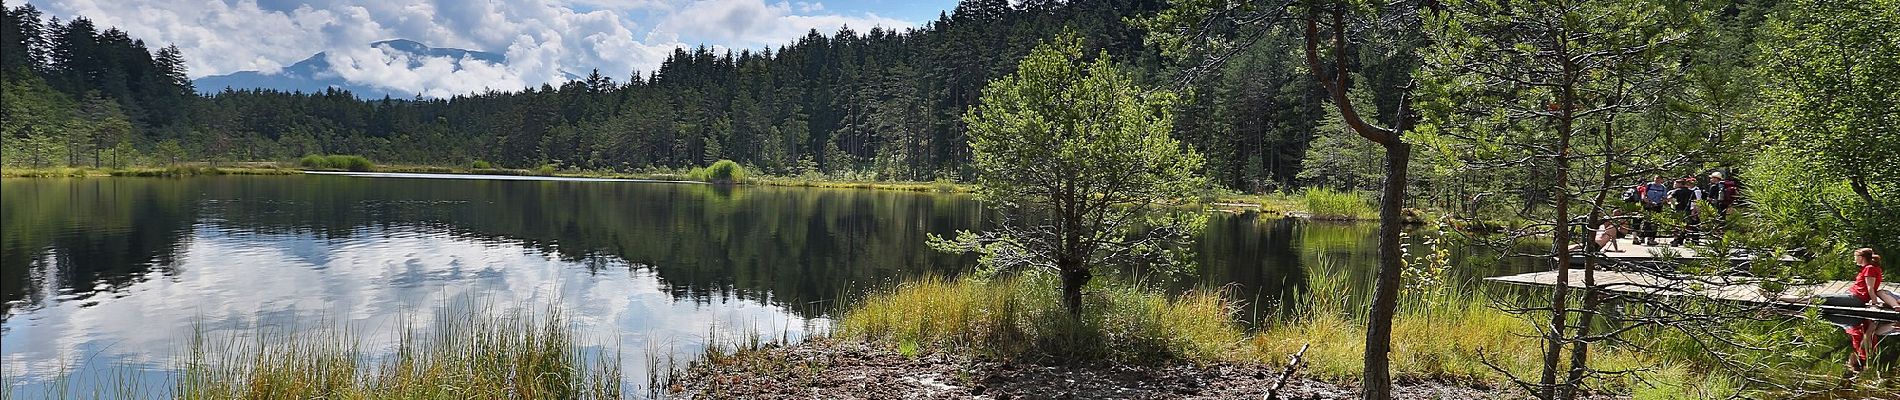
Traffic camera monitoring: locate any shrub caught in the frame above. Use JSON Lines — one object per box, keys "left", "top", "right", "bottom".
{"left": 696, "top": 159, "right": 747, "bottom": 184}
{"left": 1303, "top": 187, "right": 1375, "bottom": 220}
{"left": 533, "top": 163, "right": 558, "bottom": 176}
{"left": 931, "top": 178, "right": 960, "bottom": 193}
{"left": 298, "top": 154, "right": 374, "bottom": 172}
{"left": 471, "top": 160, "right": 493, "bottom": 169}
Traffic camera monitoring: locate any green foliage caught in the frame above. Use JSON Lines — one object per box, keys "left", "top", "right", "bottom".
{"left": 470, "top": 160, "right": 492, "bottom": 169}
{"left": 298, "top": 154, "right": 374, "bottom": 171}
{"left": 930, "top": 178, "right": 959, "bottom": 193}
{"left": 1415, "top": 0, "right": 1704, "bottom": 222}
{"left": 1298, "top": 80, "right": 1385, "bottom": 192}
{"left": 533, "top": 163, "right": 558, "bottom": 176}
{"left": 691, "top": 159, "right": 746, "bottom": 183}
{"left": 1302, "top": 187, "right": 1375, "bottom": 220}
{"left": 152, "top": 139, "right": 186, "bottom": 165}
{"left": 940, "top": 33, "right": 1208, "bottom": 315}
{"left": 1751, "top": 0, "right": 1900, "bottom": 257}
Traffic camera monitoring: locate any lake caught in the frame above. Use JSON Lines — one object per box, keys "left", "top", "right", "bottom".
{"left": 0, "top": 174, "right": 1523, "bottom": 396}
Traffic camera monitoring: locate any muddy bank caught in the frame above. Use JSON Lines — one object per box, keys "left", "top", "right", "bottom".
{"left": 664, "top": 338, "right": 1541, "bottom": 399}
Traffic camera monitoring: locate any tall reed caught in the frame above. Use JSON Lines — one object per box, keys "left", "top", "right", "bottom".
{"left": 1302, "top": 188, "right": 1376, "bottom": 220}
{"left": 837, "top": 274, "right": 1246, "bottom": 363}
{"left": 6, "top": 304, "right": 622, "bottom": 399}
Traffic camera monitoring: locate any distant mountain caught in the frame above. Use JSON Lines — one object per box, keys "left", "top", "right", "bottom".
{"left": 192, "top": 39, "right": 574, "bottom": 99}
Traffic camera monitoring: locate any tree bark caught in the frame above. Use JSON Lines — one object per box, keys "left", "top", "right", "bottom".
{"left": 1362, "top": 141, "right": 1411, "bottom": 400}
{"left": 1059, "top": 257, "right": 1090, "bottom": 318}
{"left": 1564, "top": 121, "right": 1614, "bottom": 400}
{"left": 1299, "top": 7, "right": 1412, "bottom": 400}
{"left": 1541, "top": 42, "right": 1579, "bottom": 400}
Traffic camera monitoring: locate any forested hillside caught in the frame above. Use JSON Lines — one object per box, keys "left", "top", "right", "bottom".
{"left": 0, "top": 0, "right": 1812, "bottom": 197}
{"left": 0, "top": 0, "right": 1379, "bottom": 191}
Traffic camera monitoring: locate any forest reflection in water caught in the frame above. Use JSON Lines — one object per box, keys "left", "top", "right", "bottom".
{"left": 0, "top": 175, "right": 1525, "bottom": 390}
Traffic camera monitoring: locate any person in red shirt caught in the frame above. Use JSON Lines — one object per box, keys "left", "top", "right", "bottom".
{"left": 1776, "top": 248, "right": 1899, "bottom": 310}
{"left": 1849, "top": 248, "right": 1899, "bottom": 310}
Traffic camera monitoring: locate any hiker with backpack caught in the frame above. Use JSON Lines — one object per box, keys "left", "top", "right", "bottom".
{"left": 1696, "top": 171, "right": 1742, "bottom": 237}
{"left": 1634, "top": 175, "right": 1669, "bottom": 245}
{"left": 1708, "top": 171, "right": 1740, "bottom": 214}
{"left": 1667, "top": 178, "right": 1699, "bottom": 246}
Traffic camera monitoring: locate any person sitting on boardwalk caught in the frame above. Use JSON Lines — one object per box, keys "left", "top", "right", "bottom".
{"left": 1849, "top": 248, "right": 1899, "bottom": 310}
{"left": 1594, "top": 210, "right": 1623, "bottom": 252}
{"left": 1568, "top": 213, "right": 1624, "bottom": 253}
{"left": 1783, "top": 248, "right": 1900, "bottom": 310}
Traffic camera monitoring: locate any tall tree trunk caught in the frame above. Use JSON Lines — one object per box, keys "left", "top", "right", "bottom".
{"left": 1299, "top": 8, "right": 1413, "bottom": 399}
{"left": 1564, "top": 122, "right": 1614, "bottom": 400}
{"left": 1362, "top": 141, "right": 1411, "bottom": 400}
{"left": 1059, "top": 257, "right": 1090, "bottom": 318}
{"left": 1541, "top": 48, "right": 1579, "bottom": 400}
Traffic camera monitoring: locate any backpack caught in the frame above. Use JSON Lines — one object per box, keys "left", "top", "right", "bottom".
{"left": 1721, "top": 180, "right": 1741, "bottom": 206}
{"left": 1621, "top": 185, "right": 1641, "bottom": 203}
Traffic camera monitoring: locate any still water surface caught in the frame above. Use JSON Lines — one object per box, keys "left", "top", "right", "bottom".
{"left": 0, "top": 174, "right": 1520, "bottom": 395}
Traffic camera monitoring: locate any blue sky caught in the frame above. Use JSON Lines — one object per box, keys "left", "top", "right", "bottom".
{"left": 4, "top": 0, "right": 958, "bottom": 95}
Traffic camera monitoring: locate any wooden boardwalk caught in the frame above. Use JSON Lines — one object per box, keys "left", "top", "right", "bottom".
{"left": 1582, "top": 238, "right": 1798, "bottom": 262}
{"left": 1487, "top": 269, "right": 1900, "bottom": 321}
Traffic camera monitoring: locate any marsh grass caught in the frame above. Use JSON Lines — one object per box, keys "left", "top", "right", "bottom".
{"left": 5, "top": 305, "right": 622, "bottom": 399}
{"left": 1208, "top": 191, "right": 1304, "bottom": 215}
{"left": 1301, "top": 188, "right": 1377, "bottom": 220}
{"left": 688, "top": 160, "right": 747, "bottom": 183}
{"left": 837, "top": 274, "right": 1244, "bottom": 363}
{"left": 834, "top": 271, "right": 1751, "bottom": 398}
{"left": 297, "top": 154, "right": 375, "bottom": 171}
{"left": 1254, "top": 273, "right": 1750, "bottom": 397}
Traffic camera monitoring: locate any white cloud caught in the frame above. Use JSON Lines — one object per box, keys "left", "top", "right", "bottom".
{"left": 15, "top": 0, "right": 921, "bottom": 97}
{"left": 657, "top": 0, "right": 910, "bottom": 50}
{"left": 325, "top": 43, "right": 526, "bottom": 98}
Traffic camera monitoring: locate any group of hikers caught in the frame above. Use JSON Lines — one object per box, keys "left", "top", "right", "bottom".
{"left": 1576, "top": 171, "right": 1742, "bottom": 252}
{"left": 1618, "top": 171, "right": 1741, "bottom": 248}
{"left": 1574, "top": 171, "right": 1897, "bottom": 376}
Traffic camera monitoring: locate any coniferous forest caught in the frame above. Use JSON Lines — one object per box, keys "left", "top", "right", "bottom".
{"left": 1, "top": 0, "right": 1375, "bottom": 191}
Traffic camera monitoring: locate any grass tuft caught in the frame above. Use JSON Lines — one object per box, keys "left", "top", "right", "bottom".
{"left": 297, "top": 154, "right": 375, "bottom": 171}
{"left": 688, "top": 160, "right": 747, "bottom": 184}
{"left": 837, "top": 274, "right": 1245, "bottom": 363}
{"left": 1301, "top": 188, "right": 1377, "bottom": 220}
{"left": 177, "top": 305, "right": 621, "bottom": 399}
{"left": 6, "top": 304, "right": 622, "bottom": 399}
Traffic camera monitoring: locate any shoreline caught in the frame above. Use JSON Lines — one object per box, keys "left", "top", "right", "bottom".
{"left": 2, "top": 164, "right": 1351, "bottom": 218}
{"left": 664, "top": 337, "right": 1535, "bottom": 399}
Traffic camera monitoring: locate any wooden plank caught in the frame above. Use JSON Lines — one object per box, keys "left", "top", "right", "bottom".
{"left": 1578, "top": 238, "right": 1799, "bottom": 262}
{"left": 1485, "top": 269, "right": 1900, "bottom": 321}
